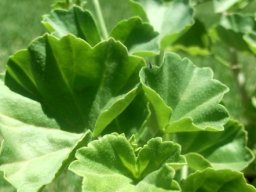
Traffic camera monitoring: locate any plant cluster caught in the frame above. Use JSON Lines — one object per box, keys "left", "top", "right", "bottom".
{"left": 1, "top": 0, "right": 256, "bottom": 191}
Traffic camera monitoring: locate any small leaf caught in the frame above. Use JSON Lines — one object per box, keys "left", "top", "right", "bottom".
{"left": 185, "top": 153, "right": 212, "bottom": 171}
{"left": 5, "top": 35, "right": 145, "bottom": 134}
{"left": 176, "top": 120, "right": 254, "bottom": 171}
{"left": 110, "top": 17, "right": 159, "bottom": 55}
{"left": 69, "top": 134, "right": 185, "bottom": 192}
{"left": 130, "top": 0, "right": 194, "bottom": 48}
{"left": 42, "top": 6, "right": 101, "bottom": 45}
{"left": 140, "top": 52, "right": 229, "bottom": 132}
{"left": 0, "top": 115, "right": 91, "bottom": 192}
{"left": 182, "top": 168, "right": 256, "bottom": 192}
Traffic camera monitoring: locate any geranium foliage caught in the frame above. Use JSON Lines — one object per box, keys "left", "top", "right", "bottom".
{"left": 1, "top": 0, "right": 256, "bottom": 191}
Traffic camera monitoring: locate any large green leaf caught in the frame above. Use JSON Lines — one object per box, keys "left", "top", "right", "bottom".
{"left": 0, "top": 74, "right": 58, "bottom": 129}
{"left": 5, "top": 35, "right": 145, "bottom": 134}
{"left": 130, "top": 0, "right": 194, "bottom": 48}
{"left": 42, "top": 6, "right": 101, "bottom": 45}
{"left": 110, "top": 17, "right": 159, "bottom": 56}
{"left": 0, "top": 115, "right": 91, "bottom": 192}
{"left": 175, "top": 120, "right": 254, "bottom": 171}
{"left": 69, "top": 134, "right": 185, "bottom": 192}
{"left": 244, "top": 33, "right": 256, "bottom": 54}
{"left": 182, "top": 168, "right": 256, "bottom": 192}
{"left": 140, "top": 52, "right": 229, "bottom": 132}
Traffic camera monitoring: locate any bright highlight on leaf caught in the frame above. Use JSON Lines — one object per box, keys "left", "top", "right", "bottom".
{"left": 140, "top": 52, "right": 229, "bottom": 132}
{"left": 0, "top": 115, "right": 91, "bottom": 192}
{"left": 69, "top": 134, "right": 185, "bottom": 192}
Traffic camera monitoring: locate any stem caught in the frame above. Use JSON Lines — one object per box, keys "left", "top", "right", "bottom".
{"left": 92, "top": 0, "right": 108, "bottom": 39}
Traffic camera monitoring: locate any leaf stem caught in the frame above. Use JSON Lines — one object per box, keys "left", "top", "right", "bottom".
{"left": 92, "top": 0, "right": 108, "bottom": 39}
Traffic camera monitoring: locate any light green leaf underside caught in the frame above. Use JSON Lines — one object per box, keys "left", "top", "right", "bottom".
{"left": 110, "top": 17, "right": 159, "bottom": 55}
{"left": 176, "top": 120, "right": 254, "bottom": 171}
{"left": 69, "top": 134, "right": 185, "bottom": 192}
{"left": 0, "top": 115, "right": 91, "bottom": 192}
{"left": 182, "top": 168, "right": 256, "bottom": 192}
{"left": 42, "top": 6, "right": 101, "bottom": 45}
{"left": 130, "top": 0, "right": 194, "bottom": 48}
{"left": 140, "top": 52, "right": 229, "bottom": 132}
{"left": 5, "top": 35, "right": 144, "bottom": 134}
{"left": 0, "top": 74, "right": 58, "bottom": 129}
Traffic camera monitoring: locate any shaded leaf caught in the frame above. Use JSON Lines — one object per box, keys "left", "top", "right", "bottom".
{"left": 130, "top": 0, "right": 194, "bottom": 48}
{"left": 182, "top": 168, "right": 256, "bottom": 192}
{"left": 0, "top": 115, "right": 91, "bottom": 192}
{"left": 140, "top": 52, "right": 229, "bottom": 132}
{"left": 110, "top": 17, "right": 159, "bottom": 55}
{"left": 176, "top": 120, "right": 254, "bottom": 171}
{"left": 0, "top": 74, "right": 58, "bottom": 129}
{"left": 69, "top": 134, "right": 185, "bottom": 192}
{"left": 42, "top": 6, "right": 101, "bottom": 45}
{"left": 5, "top": 35, "right": 145, "bottom": 134}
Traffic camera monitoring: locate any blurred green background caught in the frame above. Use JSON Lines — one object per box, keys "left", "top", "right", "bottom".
{"left": 0, "top": 0, "right": 56, "bottom": 71}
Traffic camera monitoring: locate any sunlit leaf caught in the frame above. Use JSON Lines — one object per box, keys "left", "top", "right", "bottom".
{"left": 182, "top": 168, "right": 256, "bottom": 192}
{"left": 0, "top": 115, "right": 91, "bottom": 192}
{"left": 140, "top": 52, "right": 229, "bottom": 132}
{"left": 42, "top": 6, "right": 101, "bottom": 45}
{"left": 69, "top": 134, "right": 185, "bottom": 192}
{"left": 130, "top": 0, "right": 194, "bottom": 48}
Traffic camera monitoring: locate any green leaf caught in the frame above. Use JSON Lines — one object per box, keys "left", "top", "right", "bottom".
{"left": 176, "top": 120, "right": 254, "bottom": 171}
{"left": 220, "top": 13, "right": 256, "bottom": 34}
{"left": 0, "top": 115, "right": 91, "bottom": 192}
{"left": 130, "top": 0, "right": 194, "bottom": 48}
{"left": 244, "top": 33, "right": 256, "bottom": 54}
{"left": 42, "top": 6, "right": 101, "bottom": 45}
{"left": 185, "top": 153, "right": 212, "bottom": 171}
{"left": 0, "top": 74, "right": 58, "bottom": 129}
{"left": 69, "top": 134, "right": 185, "bottom": 192}
{"left": 182, "top": 168, "right": 256, "bottom": 192}
{"left": 213, "top": 0, "right": 240, "bottom": 13}
{"left": 5, "top": 35, "right": 145, "bottom": 134}
{"left": 110, "top": 17, "right": 159, "bottom": 55}
{"left": 140, "top": 52, "right": 229, "bottom": 132}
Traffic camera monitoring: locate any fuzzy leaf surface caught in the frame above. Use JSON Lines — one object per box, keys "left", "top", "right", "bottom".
{"left": 140, "top": 52, "right": 229, "bottom": 132}
{"left": 182, "top": 168, "right": 256, "bottom": 192}
{"left": 176, "top": 120, "right": 254, "bottom": 171}
{"left": 0, "top": 115, "right": 91, "bottom": 192}
{"left": 69, "top": 134, "right": 185, "bottom": 192}
{"left": 5, "top": 35, "right": 144, "bottom": 134}
{"left": 42, "top": 6, "right": 101, "bottom": 45}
